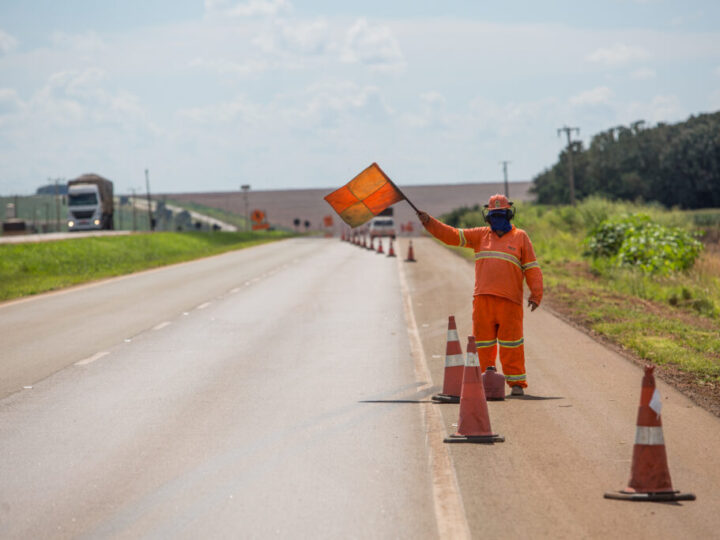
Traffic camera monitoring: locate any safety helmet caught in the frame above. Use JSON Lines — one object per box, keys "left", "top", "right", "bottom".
{"left": 482, "top": 194, "right": 515, "bottom": 221}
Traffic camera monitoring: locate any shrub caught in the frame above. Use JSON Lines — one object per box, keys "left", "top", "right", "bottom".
{"left": 585, "top": 214, "right": 703, "bottom": 274}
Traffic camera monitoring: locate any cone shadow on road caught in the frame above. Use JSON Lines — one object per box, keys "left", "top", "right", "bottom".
{"left": 359, "top": 399, "right": 435, "bottom": 403}
{"left": 506, "top": 394, "right": 564, "bottom": 400}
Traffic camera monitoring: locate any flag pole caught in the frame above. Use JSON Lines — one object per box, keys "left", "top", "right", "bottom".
{"left": 372, "top": 163, "right": 420, "bottom": 213}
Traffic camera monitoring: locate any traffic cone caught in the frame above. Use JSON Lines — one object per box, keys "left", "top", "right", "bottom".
{"left": 432, "top": 316, "right": 464, "bottom": 404}
{"left": 444, "top": 336, "right": 505, "bottom": 444}
{"left": 604, "top": 365, "right": 695, "bottom": 502}
{"left": 376, "top": 239, "right": 384, "bottom": 254}
{"left": 387, "top": 239, "right": 396, "bottom": 257}
{"left": 405, "top": 240, "right": 416, "bottom": 262}
{"left": 483, "top": 366, "right": 506, "bottom": 401}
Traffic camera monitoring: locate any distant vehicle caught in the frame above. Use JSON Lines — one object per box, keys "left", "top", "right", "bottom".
{"left": 67, "top": 174, "right": 114, "bottom": 231}
{"left": 369, "top": 217, "right": 396, "bottom": 239}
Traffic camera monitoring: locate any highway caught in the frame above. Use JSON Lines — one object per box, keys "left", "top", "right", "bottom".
{"left": 0, "top": 238, "right": 436, "bottom": 538}
{"left": 2, "top": 236, "right": 720, "bottom": 538}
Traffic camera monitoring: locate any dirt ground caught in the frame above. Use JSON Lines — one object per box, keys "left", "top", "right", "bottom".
{"left": 396, "top": 236, "right": 720, "bottom": 539}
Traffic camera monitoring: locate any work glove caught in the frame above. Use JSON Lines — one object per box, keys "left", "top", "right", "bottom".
{"left": 528, "top": 300, "right": 538, "bottom": 312}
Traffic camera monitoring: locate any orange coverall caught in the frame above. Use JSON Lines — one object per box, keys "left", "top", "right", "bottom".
{"left": 423, "top": 216, "right": 543, "bottom": 388}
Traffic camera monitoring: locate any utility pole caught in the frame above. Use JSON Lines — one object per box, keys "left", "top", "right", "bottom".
{"left": 500, "top": 161, "right": 511, "bottom": 199}
{"left": 131, "top": 188, "right": 137, "bottom": 231}
{"left": 241, "top": 184, "right": 250, "bottom": 232}
{"left": 557, "top": 126, "right": 580, "bottom": 206}
{"left": 54, "top": 178, "right": 61, "bottom": 232}
{"left": 145, "top": 169, "right": 154, "bottom": 231}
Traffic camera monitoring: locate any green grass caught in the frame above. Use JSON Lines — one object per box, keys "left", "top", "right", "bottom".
{"left": 439, "top": 196, "right": 720, "bottom": 384}
{"left": 0, "top": 230, "right": 293, "bottom": 302}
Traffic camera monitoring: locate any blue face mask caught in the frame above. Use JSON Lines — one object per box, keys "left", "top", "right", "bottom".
{"left": 487, "top": 212, "right": 512, "bottom": 233}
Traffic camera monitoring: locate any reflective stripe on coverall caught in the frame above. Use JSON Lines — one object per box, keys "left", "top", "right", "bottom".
{"left": 423, "top": 216, "right": 543, "bottom": 388}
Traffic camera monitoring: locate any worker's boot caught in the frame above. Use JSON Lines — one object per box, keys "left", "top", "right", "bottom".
{"left": 510, "top": 385, "right": 524, "bottom": 396}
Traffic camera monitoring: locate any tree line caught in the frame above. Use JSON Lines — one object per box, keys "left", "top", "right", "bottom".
{"left": 531, "top": 111, "right": 720, "bottom": 209}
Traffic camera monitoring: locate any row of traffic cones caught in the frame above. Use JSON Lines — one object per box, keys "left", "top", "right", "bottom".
{"left": 341, "top": 233, "right": 416, "bottom": 262}
{"left": 432, "top": 315, "right": 696, "bottom": 501}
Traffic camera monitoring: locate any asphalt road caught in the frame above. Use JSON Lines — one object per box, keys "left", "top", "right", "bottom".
{"left": 400, "top": 236, "right": 720, "bottom": 539}
{"left": 0, "top": 238, "right": 436, "bottom": 538}
{"left": 3, "top": 235, "right": 720, "bottom": 539}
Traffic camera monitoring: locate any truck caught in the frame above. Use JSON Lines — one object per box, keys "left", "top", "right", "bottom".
{"left": 67, "top": 174, "right": 114, "bottom": 231}
{"left": 368, "top": 207, "right": 396, "bottom": 239}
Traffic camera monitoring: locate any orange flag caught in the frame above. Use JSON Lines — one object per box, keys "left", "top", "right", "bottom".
{"left": 324, "top": 163, "right": 406, "bottom": 228}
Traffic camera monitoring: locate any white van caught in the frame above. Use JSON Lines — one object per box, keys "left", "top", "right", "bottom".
{"left": 369, "top": 217, "right": 396, "bottom": 239}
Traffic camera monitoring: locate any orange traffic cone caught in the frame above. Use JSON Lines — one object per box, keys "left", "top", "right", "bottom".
{"left": 604, "top": 365, "right": 695, "bottom": 502}
{"left": 444, "top": 336, "right": 505, "bottom": 444}
{"left": 376, "top": 239, "right": 384, "bottom": 254}
{"left": 405, "top": 240, "right": 416, "bottom": 262}
{"left": 432, "top": 316, "right": 464, "bottom": 404}
{"left": 387, "top": 239, "right": 396, "bottom": 257}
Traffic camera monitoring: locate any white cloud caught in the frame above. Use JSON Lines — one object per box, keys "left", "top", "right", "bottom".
{"left": 178, "top": 95, "right": 262, "bottom": 124}
{"left": 342, "top": 18, "right": 405, "bottom": 71}
{"left": 630, "top": 67, "right": 656, "bottom": 80}
{"left": 624, "top": 95, "right": 682, "bottom": 124}
{"left": 204, "top": 0, "right": 291, "bottom": 18}
{"left": 586, "top": 43, "right": 650, "bottom": 66}
{"left": 570, "top": 86, "right": 613, "bottom": 106}
{"left": 0, "top": 29, "right": 18, "bottom": 55}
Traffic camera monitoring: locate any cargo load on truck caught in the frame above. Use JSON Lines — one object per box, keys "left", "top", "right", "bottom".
{"left": 67, "top": 174, "right": 114, "bottom": 231}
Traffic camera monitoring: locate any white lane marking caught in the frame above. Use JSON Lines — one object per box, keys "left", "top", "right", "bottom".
{"left": 397, "top": 251, "right": 471, "bottom": 540}
{"left": 183, "top": 312, "right": 189, "bottom": 316}
{"left": 197, "top": 302, "right": 211, "bottom": 310}
{"left": 75, "top": 351, "right": 110, "bottom": 366}
{"left": 230, "top": 287, "right": 241, "bottom": 293}
{"left": 23, "top": 386, "right": 33, "bottom": 389}
{"left": 153, "top": 321, "right": 171, "bottom": 331}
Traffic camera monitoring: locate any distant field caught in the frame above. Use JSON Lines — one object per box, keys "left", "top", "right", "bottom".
{"left": 0, "top": 230, "right": 293, "bottom": 302}
{"left": 163, "top": 181, "right": 533, "bottom": 235}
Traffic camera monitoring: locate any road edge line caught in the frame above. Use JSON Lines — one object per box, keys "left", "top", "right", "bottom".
{"left": 396, "top": 243, "right": 471, "bottom": 540}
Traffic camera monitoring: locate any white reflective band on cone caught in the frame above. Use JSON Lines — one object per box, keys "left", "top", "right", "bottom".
{"left": 445, "top": 353, "right": 465, "bottom": 367}
{"left": 466, "top": 352, "right": 479, "bottom": 367}
{"left": 447, "top": 329, "right": 460, "bottom": 342}
{"left": 635, "top": 426, "right": 665, "bottom": 445}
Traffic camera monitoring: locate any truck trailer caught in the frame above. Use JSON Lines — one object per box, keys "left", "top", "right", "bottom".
{"left": 67, "top": 174, "right": 114, "bottom": 231}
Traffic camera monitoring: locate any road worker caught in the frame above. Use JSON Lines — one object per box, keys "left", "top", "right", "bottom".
{"left": 417, "top": 194, "right": 543, "bottom": 396}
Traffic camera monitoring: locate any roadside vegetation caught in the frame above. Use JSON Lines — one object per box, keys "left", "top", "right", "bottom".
{"left": 0, "top": 230, "right": 293, "bottom": 302}
{"left": 440, "top": 197, "right": 720, "bottom": 412}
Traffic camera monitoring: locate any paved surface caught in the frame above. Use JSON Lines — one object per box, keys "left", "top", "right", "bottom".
{"left": 4, "top": 235, "right": 720, "bottom": 538}
{"left": 399, "top": 236, "right": 720, "bottom": 539}
{"left": 0, "top": 238, "right": 436, "bottom": 538}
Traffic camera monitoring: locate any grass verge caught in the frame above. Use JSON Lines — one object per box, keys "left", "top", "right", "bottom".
{"left": 0, "top": 230, "right": 293, "bottom": 302}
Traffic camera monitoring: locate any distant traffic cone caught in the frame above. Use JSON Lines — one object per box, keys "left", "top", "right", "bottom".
{"left": 432, "top": 316, "right": 464, "bottom": 404}
{"left": 483, "top": 366, "right": 506, "bottom": 401}
{"left": 376, "top": 239, "right": 384, "bottom": 254}
{"left": 387, "top": 239, "right": 396, "bottom": 257}
{"left": 444, "top": 337, "right": 505, "bottom": 444}
{"left": 604, "top": 365, "right": 695, "bottom": 502}
{"left": 405, "top": 240, "right": 416, "bottom": 262}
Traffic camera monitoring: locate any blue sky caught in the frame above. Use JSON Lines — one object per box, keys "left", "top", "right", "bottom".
{"left": 1, "top": 0, "right": 719, "bottom": 195}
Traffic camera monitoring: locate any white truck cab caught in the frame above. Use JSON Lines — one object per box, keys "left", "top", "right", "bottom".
{"left": 67, "top": 175, "right": 114, "bottom": 231}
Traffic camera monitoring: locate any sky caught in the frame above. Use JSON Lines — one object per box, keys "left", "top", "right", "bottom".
{"left": 1, "top": 0, "right": 719, "bottom": 195}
